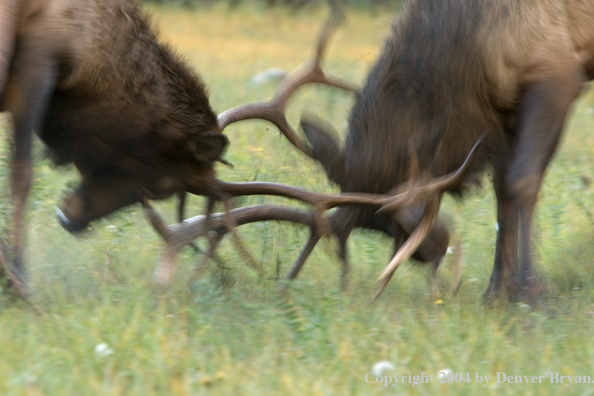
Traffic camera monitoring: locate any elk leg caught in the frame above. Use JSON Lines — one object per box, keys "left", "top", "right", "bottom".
{"left": 1, "top": 45, "right": 57, "bottom": 298}
{"left": 286, "top": 231, "right": 321, "bottom": 280}
{"left": 337, "top": 231, "right": 351, "bottom": 291}
{"left": 506, "top": 69, "right": 584, "bottom": 300}
{"left": 188, "top": 196, "right": 215, "bottom": 254}
{"left": 221, "top": 198, "right": 263, "bottom": 275}
{"left": 331, "top": 209, "right": 355, "bottom": 290}
{"left": 177, "top": 191, "right": 187, "bottom": 223}
{"left": 485, "top": 164, "right": 519, "bottom": 300}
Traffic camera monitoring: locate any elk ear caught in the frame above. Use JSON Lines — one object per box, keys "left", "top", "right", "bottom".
{"left": 300, "top": 114, "right": 345, "bottom": 185}
{"left": 193, "top": 132, "right": 229, "bottom": 163}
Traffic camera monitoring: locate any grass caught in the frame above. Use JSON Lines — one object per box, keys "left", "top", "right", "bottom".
{"left": 1, "top": 4, "right": 594, "bottom": 395}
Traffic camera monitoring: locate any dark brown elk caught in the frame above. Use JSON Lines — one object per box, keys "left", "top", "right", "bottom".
{"left": 0, "top": 0, "right": 232, "bottom": 296}
{"left": 149, "top": 1, "right": 594, "bottom": 301}
{"left": 0, "top": 2, "right": 426, "bottom": 298}
{"left": 292, "top": 0, "right": 594, "bottom": 300}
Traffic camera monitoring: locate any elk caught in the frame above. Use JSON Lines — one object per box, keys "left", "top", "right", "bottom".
{"left": 0, "top": 1, "right": 442, "bottom": 299}
{"left": 0, "top": 0, "right": 231, "bottom": 297}
{"left": 149, "top": 1, "right": 594, "bottom": 301}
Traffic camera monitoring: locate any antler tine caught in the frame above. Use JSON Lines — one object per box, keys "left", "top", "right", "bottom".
{"left": 377, "top": 133, "right": 484, "bottom": 215}
{"left": 216, "top": 9, "right": 359, "bottom": 157}
{"left": 420, "top": 132, "right": 484, "bottom": 193}
{"left": 142, "top": 195, "right": 173, "bottom": 242}
{"left": 188, "top": 231, "right": 223, "bottom": 285}
{"left": 312, "top": 7, "right": 345, "bottom": 66}
{"left": 372, "top": 196, "right": 441, "bottom": 299}
{"left": 221, "top": 197, "right": 263, "bottom": 275}
{"left": 381, "top": 143, "right": 422, "bottom": 210}
{"left": 371, "top": 270, "right": 395, "bottom": 302}
{"left": 143, "top": 195, "right": 190, "bottom": 285}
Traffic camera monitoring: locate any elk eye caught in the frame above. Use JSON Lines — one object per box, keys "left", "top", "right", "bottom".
{"left": 193, "top": 132, "right": 229, "bottom": 163}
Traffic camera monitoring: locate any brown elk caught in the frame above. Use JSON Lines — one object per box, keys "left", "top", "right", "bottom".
{"left": 0, "top": 1, "right": 440, "bottom": 298}
{"left": 0, "top": 0, "right": 231, "bottom": 297}
{"left": 148, "top": 1, "right": 594, "bottom": 301}
{"left": 285, "top": 0, "right": 594, "bottom": 300}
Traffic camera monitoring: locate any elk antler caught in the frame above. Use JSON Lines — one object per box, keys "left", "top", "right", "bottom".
{"left": 145, "top": 134, "right": 483, "bottom": 289}
{"left": 377, "top": 134, "right": 485, "bottom": 215}
{"left": 216, "top": 8, "right": 359, "bottom": 156}
{"left": 372, "top": 195, "right": 442, "bottom": 301}
{"left": 369, "top": 135, "right": 484, "bottom": 300}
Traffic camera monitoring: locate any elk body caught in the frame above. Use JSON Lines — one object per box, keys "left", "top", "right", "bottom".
{"left": 0, "top": 0, "right": 228, "bottom": 296}
{"left": 0, "top": 3, "right": 400, "bottom": 298}
{"left": 175, "top": 1, "right": 594, "bottom": 300}
{"left": 298, "top": 0, "right": 594, "bottom": 299}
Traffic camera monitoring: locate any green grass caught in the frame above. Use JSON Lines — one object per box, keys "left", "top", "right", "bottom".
{"left": 1, "top": 4, "right": 594, "bottom": 395}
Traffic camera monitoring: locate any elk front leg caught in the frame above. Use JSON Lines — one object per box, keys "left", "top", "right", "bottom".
{"left": 331, "top": 208, "right": 355, "bottom": 290}
{"left": 1, "top": 44, "right": 57, "bottom": 298}
{"left": 286, "top": 231, "right": 321, "bottom": 281}
{"left": 505, "top": 66, "right": 584, "bottom": 301}
{"left": 337, "top": 231, "right": 351, "bottom": 291}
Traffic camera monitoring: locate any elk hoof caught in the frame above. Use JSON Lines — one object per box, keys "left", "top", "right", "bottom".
{"left": 56, "top": 208, "right": 88, "bottom": 233}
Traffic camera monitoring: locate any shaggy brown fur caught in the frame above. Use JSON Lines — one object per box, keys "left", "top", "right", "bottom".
{"left": 0, "top": 0, "right": 227, "bottom": 296}
{"left": 301, "top": 0, "right": 594, "bottom": 300}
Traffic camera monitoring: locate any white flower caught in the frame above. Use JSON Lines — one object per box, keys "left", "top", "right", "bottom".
{"left": 439, "top": 368, "right": 453, "bottom": 378}
{"left": 446, "top": 246, "right": 454, "bottom": 254}
{"left": 372, "top": 361, "right": 395, "bottom": 376}
{"left": 94, "top": 342, "right": 114, "bottom": 357}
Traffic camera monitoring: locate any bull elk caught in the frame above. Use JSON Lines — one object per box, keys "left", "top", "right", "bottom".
{"left": 0, "top": 1, "right": 455, "bottom": 299}
{"left": 0, "top": 0, "right": 232, "bottom": 297}
{"left": 150, "top": 1, "right": 594, "bottom": 302}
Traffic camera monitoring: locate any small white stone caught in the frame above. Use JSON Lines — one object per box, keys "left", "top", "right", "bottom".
{"left": 439, "top": 368, "right": 453, "bottom": 378}
{"left": 372, "top": 361, "right": 395, "bottom": 376}
{"left": 94, "top": 342, "right": 114, "bottom": 357}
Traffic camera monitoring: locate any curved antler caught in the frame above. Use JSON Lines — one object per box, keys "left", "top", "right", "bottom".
{"left": 216, "top": 8, "right": 359, "bottom": 156}
{"left": 371, "top": 195, "right": 442, "bottom": 300}
{"left": 377, "top": 134, "right": 485, "bottom": 215}
{"left": 146, "top": 134, "right": 483, "bottom": 290}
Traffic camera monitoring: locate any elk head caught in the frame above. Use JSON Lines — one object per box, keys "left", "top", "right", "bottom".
{"left": 57, "top": 130, "right": 228, "bottom": 233}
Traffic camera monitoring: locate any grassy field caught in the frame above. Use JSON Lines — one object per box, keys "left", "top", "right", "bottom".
{"left": 1, "top": 4, "right": 594, "bottom": 395}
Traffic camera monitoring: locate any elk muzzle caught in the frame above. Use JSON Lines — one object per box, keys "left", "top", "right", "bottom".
{"left": 57, "top": 178, "right": 143, "bottom": 233}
